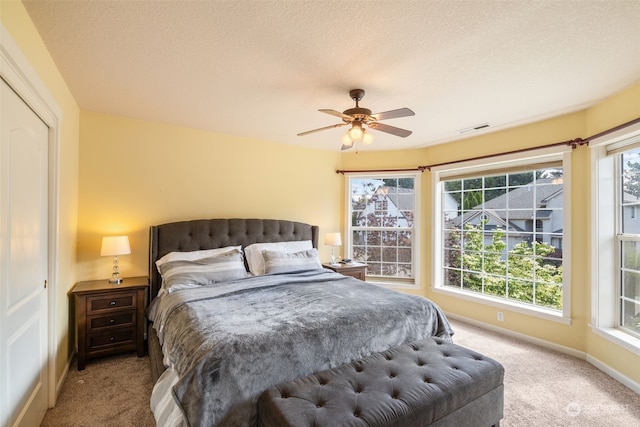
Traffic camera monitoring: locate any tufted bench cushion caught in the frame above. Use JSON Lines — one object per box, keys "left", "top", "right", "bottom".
{"left": 257, "top": 337, "right": 504, "bottom": 427}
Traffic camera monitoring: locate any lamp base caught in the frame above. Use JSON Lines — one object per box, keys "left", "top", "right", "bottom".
{"left": 108, "top": 277, "right": 124, "bottom": 284}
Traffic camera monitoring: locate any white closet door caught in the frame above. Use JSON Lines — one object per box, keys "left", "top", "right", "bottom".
{"left": 0, "top": 78, "right": 49, "bottom": 427}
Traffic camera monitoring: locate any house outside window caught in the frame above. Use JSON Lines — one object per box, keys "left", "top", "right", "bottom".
{"left": 432, "top": 147, "right": 571, "bottom": 322}
{"left": 346, "top": 172, "right": 420, "bottom": 286}
{"left": 591, "top": 127, "right": 640, "bottom": 348}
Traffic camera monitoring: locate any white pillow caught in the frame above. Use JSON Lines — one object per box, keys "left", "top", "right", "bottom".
{"left": 262, "top": 248, "right": 322, "bottom": 274}
{"left": 157, "top": 249, "right": 247, "bottom": 293}
{"left": 156, "top": 246, "right": 242, "bottom": 268}
{"left": 244, "top": 240, "right": 313, "bottom": 275}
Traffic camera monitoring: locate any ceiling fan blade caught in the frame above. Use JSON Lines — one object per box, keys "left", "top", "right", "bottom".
{"left": 341, "top": 144, "right": 353, "bottom": 151}
{"left": 368, "top": 122, "right": 412, "bottom": 138}
{"left": 319, "top": 109, "right": 353, "bottom": 121}
{"left": 371, "top": 108, "right": 415, "bottom": 121}
{"left": 297, "top": 123, "right": 346, "bottom": 136}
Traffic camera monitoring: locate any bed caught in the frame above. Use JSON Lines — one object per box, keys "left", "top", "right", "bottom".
{"left": 146, "top": 218, "right": 454, "bottom": 427}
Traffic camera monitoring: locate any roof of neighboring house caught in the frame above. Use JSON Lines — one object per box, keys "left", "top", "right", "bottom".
{"left": 478, "top": 179, "right": 563, "bottom": 210}
{"left": 447, "top": 179, "right": 562, "bottom": 230}
{"left": 383, "top": 187, "right": 415, "bottom": 212}
{"left": 623, "top": 192, "right": 640, "bottom": 204}
{"left": 449, "top": 209, "right": 509, "bottom": 229}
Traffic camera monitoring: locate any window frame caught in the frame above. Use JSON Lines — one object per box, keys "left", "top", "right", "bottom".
{"left": 431, "top": 146, "right": 572, "bottom": 324}
{"left": 345, "top": 171, "right": 421, "bottom": 288}
{"left": 590, "top": 123, "right": 640, "bottom": 354}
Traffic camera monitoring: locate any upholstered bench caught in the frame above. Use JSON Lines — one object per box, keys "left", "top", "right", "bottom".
{"left": 257, "top": 337, "right": 504, "bottom": 427}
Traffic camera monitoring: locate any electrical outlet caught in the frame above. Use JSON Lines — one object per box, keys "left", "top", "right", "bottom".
{"left": 497, "top": 311, "right": 504, "bottom": 322}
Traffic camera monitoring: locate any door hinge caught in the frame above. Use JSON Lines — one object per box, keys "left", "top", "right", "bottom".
{"left": 44, "top": 280, "right": 47, "bottom": 289}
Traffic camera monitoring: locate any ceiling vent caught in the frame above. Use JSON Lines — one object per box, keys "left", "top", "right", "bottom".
{"left": 458, "top": 123, "right": 491, "bottom": 134}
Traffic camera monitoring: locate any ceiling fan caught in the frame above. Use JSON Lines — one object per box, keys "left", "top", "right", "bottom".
{"left": 297, "top": 89, "right": 415, "bottom": 150}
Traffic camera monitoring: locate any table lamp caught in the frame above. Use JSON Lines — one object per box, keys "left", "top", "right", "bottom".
{"left": 100, "top": 235, "right": 131, "bottom": 284}
{"left": 324, "top": 232, "right": 342, "bottom": 266}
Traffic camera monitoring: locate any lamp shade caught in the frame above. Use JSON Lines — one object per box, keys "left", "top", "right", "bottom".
{"left": 348, "top": 123, "right": 363, "bottom": 141}
{"left": 362, "top": 130, "right": 374, "bottom": 145}
{"left": 324, "top": 232, "right": 342, "bottom": 247}
{"left": 100, "top": 236, "right": 131, "bottom": 256}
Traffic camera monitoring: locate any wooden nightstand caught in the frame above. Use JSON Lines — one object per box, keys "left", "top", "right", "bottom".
{"left": 323, "top": 263, "right": 367, "bottom": 281}
{"left": 72, "top": 276, "right": 149, "bottom": 370}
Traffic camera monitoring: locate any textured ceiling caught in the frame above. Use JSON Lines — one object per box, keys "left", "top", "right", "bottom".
{"left": 23, "top": 0, "right": 640, "bottom": 152}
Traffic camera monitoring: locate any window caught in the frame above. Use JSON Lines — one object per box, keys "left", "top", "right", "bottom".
{"left": 432, "top": 147, "right": 571, "bottom": 320}
{"left": 346, "top": 173, "right": 420, "bottom": 286}
{"left": 618, "top": 150, "right": 640, "bottom": 337}
{"left": 592, "top": 127, "right": 640, "bottom": 348}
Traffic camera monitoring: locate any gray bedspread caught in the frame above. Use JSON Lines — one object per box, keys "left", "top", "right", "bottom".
{"left": 149, "top": 269, "right": 454, "bottom": 427}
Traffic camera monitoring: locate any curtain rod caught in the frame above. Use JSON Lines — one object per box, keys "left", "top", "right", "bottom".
{"left": 336, "top": 167, "right": 427, "bottom": 175}
{"left": 420, "top": 138, "right": 585, "bottom": 171}
{"left": 336, "top": 117, "right": 639, "bottom": 174}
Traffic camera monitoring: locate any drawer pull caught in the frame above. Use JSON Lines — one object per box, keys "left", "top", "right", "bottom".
{"left": 110, "top": 301, "right": 117, "bottom": 306}
{"left": 109, "top": 319, "right": 115, "bottom": 323}
{"left": 110, "top": 337, "right": 115, "bottom": 342}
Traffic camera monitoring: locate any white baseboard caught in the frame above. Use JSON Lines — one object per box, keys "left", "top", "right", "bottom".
{"left": 587, "top": 354, "right": 640, "bottom": 394}
{"left": 445, "top": 312, "right": 640, "bottom": 395}
{"left": 446, "top": 312, "right": 586, "bottom": 359}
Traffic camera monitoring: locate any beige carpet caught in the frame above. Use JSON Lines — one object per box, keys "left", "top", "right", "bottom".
{"left": 451, "top": 319, "right": 640, "bottom": 426}
{"left": 41, "top": 319, "right": 640, "bottom": 426}
{"left": 41, "top": 352, "right": 155, "bottom": 427}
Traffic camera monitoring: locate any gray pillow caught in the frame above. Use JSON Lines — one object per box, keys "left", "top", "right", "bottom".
{"left": 262, "top": 248, "right": 323, "bottom": 274}
{"left": 158, "top": 250, "right": 247, "bottom": 292}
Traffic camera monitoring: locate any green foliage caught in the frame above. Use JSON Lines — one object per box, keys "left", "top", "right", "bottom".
{"left": 623, "top": 160, "right": 640, "bottom": 199}
{"left": 622, "top": 241, "right": 640, "bottom": 335}
{"left": 448, "top": 222, "right": 563, "bottom": 310}
{"left": 462, "top": 191, "right": 483, "bottom": 210}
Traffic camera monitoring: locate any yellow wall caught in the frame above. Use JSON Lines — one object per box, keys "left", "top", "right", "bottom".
{"left": 1, "top": 1, "right": 80, "bottom": 389}
{"left": 77, "top": 111, "right": 343, "bottom": 281}
{"left": 4, "top": 0, "right": 639, "bottom": 401}
{"left": 341, "top": 82, "right": 640, "bottom": 384}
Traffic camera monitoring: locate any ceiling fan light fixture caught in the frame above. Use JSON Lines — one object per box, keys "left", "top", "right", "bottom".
{"left": 348, "top": 122, "right": 363, "bottom": 141}
{"left": 341, "top": 133, "right": 353, "bottom": 146}
{"left": 362, "top": 130, "right": 374, "bottom": 145}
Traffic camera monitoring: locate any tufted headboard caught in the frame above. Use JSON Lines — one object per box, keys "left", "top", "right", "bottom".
{"left": 148, "top": 218, "right": 319, "bottom": 299}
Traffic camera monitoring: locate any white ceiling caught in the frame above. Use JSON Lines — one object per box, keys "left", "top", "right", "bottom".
{"left": 23, "top": 0, "right": 640, "bottom": 152}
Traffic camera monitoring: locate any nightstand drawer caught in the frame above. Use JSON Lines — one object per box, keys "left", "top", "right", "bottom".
{"left": 89, "top": 328, "right": 136, "bottom": 350}
{"left": 88, "top": 312, "right": 135, "bottom": 331}
{"left": 87, "top": 292, "right": 137, "bottom": 313}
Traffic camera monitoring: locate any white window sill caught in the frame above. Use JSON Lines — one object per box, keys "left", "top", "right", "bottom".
{"left": 590, "top": 326, "right": 640, "bottom": 356}
{"left": 367, "top": 279, "right": 419, "bottom": 291}
{"left": 433, "top": 286, "right": 572, "bottom": 325}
